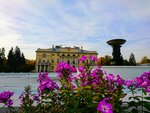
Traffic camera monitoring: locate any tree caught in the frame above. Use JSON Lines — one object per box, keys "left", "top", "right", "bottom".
{"left": 7, "top": 47, "right": 15, "bottom": 71}
{"left": 0, "top": 47, "right": 6, "bottom": 65}
{"left": 100, "top": 55, "right": 112, "bottom": 65}
{"left": 1, "top": 46, "right": 33, "bottom": 72}
{"left": 14, "top": 46, "right": 22, "bottom": 67}
{"left": 123, "top": 59, "right": 130, "bottom": 65}
{"left": 140, "top": 56, "right": 150, "bottom": 64}
{"left": 129, "top": 53, "right": 136, "bottom": 66}
{"left": 7, "top": 47, "right": 15, "bottom": 67}
{"left": 7, "top": 46, "right": 27, "bottom": 72}
{"left": 21, "top": 53, "right": 26, "bottom": 65}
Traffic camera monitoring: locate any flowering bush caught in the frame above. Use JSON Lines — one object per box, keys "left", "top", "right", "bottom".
{"left": 0, "top": 55, "right": 150, "bottom": 113}
{"left": 0, "top": 91, "right": 14, "bottom": 107}
{"left": 0, "top": 91, "right": 14, "bottom": 113}
{"left": 19, "top": 85, "right": 40, "bottom": 113}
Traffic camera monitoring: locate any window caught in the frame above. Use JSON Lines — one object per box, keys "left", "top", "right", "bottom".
{"left": 42, "top": 54, "right": 46, "bottom": 58}
{"left": 73, "top": 61, "right": 75, "bottom": 64}
{"left": 43, "top": 60, "right": 45, "bottom": 62}
{"left": 39, "top": 58, "right": 41, "bottom": 62}
{"left": 57, "top": 59, "right": 59, "bottom": 63}
{"left": 67, "top": 61, "right": 70, "bottom": 64}
{"left": 52, "top": 66, "right": 54, "bottom": 70}
{"left": 52, "top": 59, "right": 54, "bottom": 63}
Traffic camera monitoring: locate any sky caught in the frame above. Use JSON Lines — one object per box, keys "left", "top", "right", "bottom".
{"left": 0, "top": 0, "right": 150, "bottom": 62}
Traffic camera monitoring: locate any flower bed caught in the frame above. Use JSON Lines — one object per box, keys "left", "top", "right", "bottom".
{"left": 0, "top": 55, "right": 150, "bottom": 113}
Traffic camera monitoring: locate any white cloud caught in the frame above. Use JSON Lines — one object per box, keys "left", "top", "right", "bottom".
{"left": 0, "top": 0, "right": 150, "bottom": 61}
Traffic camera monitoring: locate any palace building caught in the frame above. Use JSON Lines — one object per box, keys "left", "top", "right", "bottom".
{"left": 35, "top": 45, "right": 98, "bottom": 72}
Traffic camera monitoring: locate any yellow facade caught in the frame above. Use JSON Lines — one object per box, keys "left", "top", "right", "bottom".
{"left": 35, "top": 45, "right": 98, "bottom": 72}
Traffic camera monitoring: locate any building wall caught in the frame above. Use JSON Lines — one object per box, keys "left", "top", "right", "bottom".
{"left": 35, "top": 46, "right": 98, "bottom": 72}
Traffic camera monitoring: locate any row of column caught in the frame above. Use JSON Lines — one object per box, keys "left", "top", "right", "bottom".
{"left": 38, "top": 65, "right": 50, "bottom": 72}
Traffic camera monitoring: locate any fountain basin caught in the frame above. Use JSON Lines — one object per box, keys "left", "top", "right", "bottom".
{"left": 107, "top": 39, "right": 126, "bottom": 46}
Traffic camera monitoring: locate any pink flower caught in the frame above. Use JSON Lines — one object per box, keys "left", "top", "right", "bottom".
{"left": 39, "top": 79, "right": 59, "bottom": 92}
{"left": 135, "top": 77, "right": 143, "bottom": 87}
{"left": 134, "top": 72, "right": 150, "bottom": 90}
{"left": 89, "top": 55, "right": 98, "bottom": 61}
{"left": 97, "top": 98, "right": 113, "bottom": 113}
{"left": 141, "top": 80, "right": 149, "bottom": 87}
{"left": 37, "top": 73, "right": 50, "bottom": 83}
{"left": 90, "top": 69, "right": 99, "bottom": 78}
{"left": 6, "top": 99, "right": 13, "bottom": 106}
{"left": 106, "top": 74, "right": 114, "bottom": 81}
{"left": 78, "top": 66, "right": 86, "bottom": 73}
{"left": 125, "top": 80, "right": 133, "bottom": 87}
{"left": 33, "top": 95, "right": 40, "bottom": 102}
{"left": 145, "top": 86, "right": 150, "bottom": 92}
{"left": 115, "top": 75, "right": 125, "bottom": 85}
{"left": 71, "top": 84, "right": 76, "bottom": 90}
{"left": 55, "top": 62, "right": 76, "bottom": 79}
{"left": 0, "top": 91, "right": 14, "bottom": 107}
{"left": 79, "top": 56, "right": 87, "bottom": 62}
{"left": 38, "top": 73, "right": 59, "bottom": 94}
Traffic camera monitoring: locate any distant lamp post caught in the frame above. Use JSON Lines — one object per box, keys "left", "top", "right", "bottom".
{"left": 107, "top": 39, "right": 126, "bottom": 65}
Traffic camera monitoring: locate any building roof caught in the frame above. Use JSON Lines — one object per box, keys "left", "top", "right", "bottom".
{"left": 36, "top": 45, "right": 98, "bottom": 54}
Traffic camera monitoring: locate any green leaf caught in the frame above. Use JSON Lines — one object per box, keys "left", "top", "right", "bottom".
{"left": 144, "top": 97, "right": 150, "bottom": 100}
{"left": 133, "top": 96, "right": 140, "bottom": 101}
{"left": 131, "top": 108, "right": 138, "bottom": 113}
{"left": 128, "top": 101, "right": 136, "bottom": 107}
{"left": 142, "top": 89, "right": 147, "bottom": 95}
{"left": 144, "top": 102, "right": 150, "bottom": 111}
{"left": 93, "top": 96, "right": 99, "bottom": 101}
{"left": 85, "top": 86, "right": 91, "bottom": 89}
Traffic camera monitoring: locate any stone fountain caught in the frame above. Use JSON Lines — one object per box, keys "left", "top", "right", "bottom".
{"left": 107, "top": 39, "right": 126, "bottom": 65}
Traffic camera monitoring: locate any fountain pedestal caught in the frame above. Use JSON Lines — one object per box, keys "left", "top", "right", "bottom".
{"left": 107, "top": 39, "right": 126, "bottom": 65}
